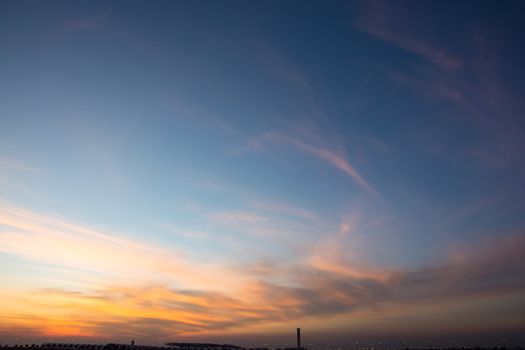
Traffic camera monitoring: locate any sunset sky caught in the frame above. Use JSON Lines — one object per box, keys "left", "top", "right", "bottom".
{"left": 1, "top": 0, "right": 525, "bottom": 347}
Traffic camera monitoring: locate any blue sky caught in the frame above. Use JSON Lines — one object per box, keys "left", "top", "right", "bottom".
{"left": 1, "top": 0, "right": 525, "bottom": 347}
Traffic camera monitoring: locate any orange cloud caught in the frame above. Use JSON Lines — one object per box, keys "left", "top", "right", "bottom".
{"left": 0, "top": 203, "right": 246, "bottom": 292}
{"left": 1, "top": 202, "right": 524, "bottom": 343}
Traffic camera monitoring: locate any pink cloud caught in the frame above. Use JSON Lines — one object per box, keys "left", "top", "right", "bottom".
{"left": 355, "top": 0, "right": 462, "bottom": 71}
{"left": 291, "top": 139, "right": 380, "bottom": 198}
{"left": 244, "top": 127, "right": 380, "bottom": 198}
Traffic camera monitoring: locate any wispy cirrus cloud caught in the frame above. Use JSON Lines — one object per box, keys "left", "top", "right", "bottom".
{"left": 367, "top": 136, "right": 392, "bottom": 152}
{"left": 355, "top": 0, "right": 462, "bottom": 71}
{"left": 291, "top": 139, "right": 380, "bottom": 198}
{"left": 388, "top": 35, "right": 525, "bottom": 172}
{"left": 207, "top": 208, "right": 325, "bottom": 255}
{"left": 244, "top": 126, "right": 380, "bottom": 198}
{"left": 355, "top": 0, "right": 525, "bottom": 176}
{"left": 247, "top": 198, "right": 320, "bottom": 223}
{"left": 0, "top": 203, "right": 245, "bottom": 292}
{"left": 242, "top": 40, "right": 380, "bottom": 198}
{"left": 159, "top": 223, "right": 210, "bottom": 239}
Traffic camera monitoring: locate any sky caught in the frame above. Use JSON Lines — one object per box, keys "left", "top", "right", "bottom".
{"left": 1, "top": 0, "right": 525, "bottom": 347}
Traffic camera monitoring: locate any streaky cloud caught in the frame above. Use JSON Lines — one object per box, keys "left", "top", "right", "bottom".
{"left": 244, "top": 129, "right": 381, "bottom": 198}
{"left": 355, "top": 0, "right": 462, "bottom": 71}
{"left": 290, "top": 139, "right": 381, "bottom": 199}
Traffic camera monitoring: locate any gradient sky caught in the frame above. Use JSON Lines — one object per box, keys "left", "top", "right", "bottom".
{"left": 1, "top": 0, "right": 525, "bottom": 347}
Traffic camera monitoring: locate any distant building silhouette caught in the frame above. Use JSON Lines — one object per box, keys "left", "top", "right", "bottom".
{"left": 165, "top": 344, "right": 243, "bottom": 350}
